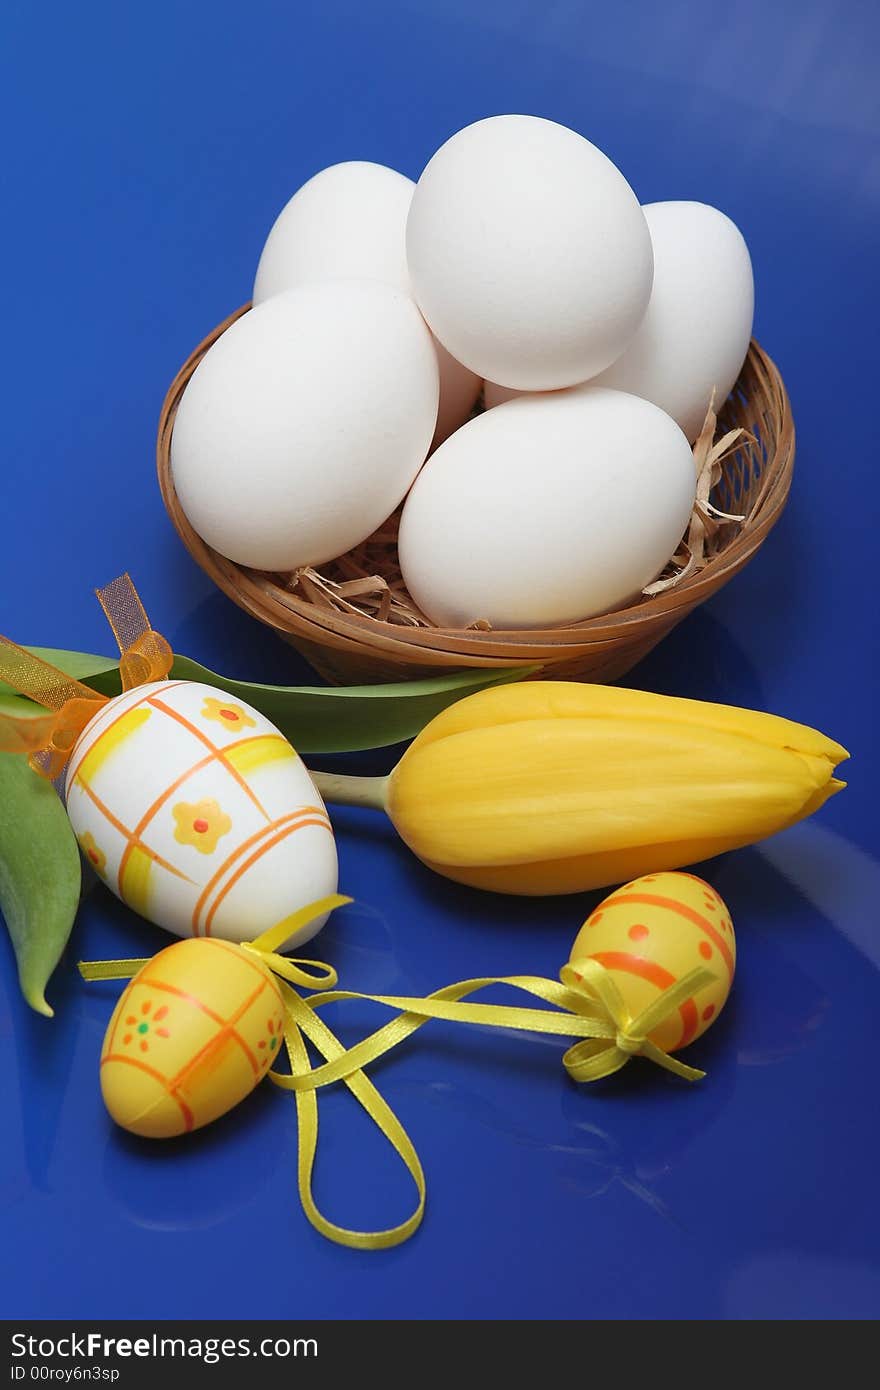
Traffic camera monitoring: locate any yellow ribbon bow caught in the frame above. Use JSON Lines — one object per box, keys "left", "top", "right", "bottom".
{"left": 81, "top": 898, "right": 717, "bottom": 1251}
{"left": 0, "top": 573, "right": 171, "bottom": 778}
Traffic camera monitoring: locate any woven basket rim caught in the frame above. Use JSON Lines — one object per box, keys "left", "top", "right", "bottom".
{"left": 157, "top": 306, "right": 794, "bottom": 663}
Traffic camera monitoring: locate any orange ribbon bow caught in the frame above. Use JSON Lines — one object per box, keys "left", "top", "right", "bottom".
{"left": 0, "top": 574, "right": 172, "bottom": 779}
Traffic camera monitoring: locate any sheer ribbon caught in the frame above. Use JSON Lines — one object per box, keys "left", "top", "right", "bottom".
{"left": 0, "top": 574, "right": 171, "bottom": 777}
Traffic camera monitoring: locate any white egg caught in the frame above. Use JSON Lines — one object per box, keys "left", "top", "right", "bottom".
{"left": 398, "top": 388, "right": 696, "bottom": 629}
{"left": 65, "top": 680, "right": 338, "bottom": 949}
{"left": 253, "top": 161, "right": 414, "bottom": 303}
{"left": 406, "top": 115, "right": 653, "bottom": 391}
{"left": 171, "top": 280, "right": 439, "bottom": 570}
{"left": 591, "top": 202, "right": 754, "bottom": 441}
{"left": 252, "top": 160, "right": 481, "bottom": 447}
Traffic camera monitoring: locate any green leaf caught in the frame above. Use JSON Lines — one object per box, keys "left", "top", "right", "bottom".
{"left": 165, "top": 657, "right": 540, "bottom": 753}
{"left": 4, "top": 648, "right": 537, "bottom": 753}
{"left": 0, "top": 693, "right": 44, "bottom": 721}
{"left": 0, "top": 753, "right": 82, "bottom": 1016}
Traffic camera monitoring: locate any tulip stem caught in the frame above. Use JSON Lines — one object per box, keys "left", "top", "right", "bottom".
{"left": 310, "top": 771, "right": 389, "bottom": 813}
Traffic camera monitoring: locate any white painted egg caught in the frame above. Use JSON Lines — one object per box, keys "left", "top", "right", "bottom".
{"left": 64, "top": 680, "right": 338, "bottom": 948}
{"left": 252, "top": 160, "right": 481, "bottom": 448}
{"left": 171, "top": 280, "right": 439, "bottom": 570}
{"left": 406, "top": 115, "right": 653, "bottom": 390}
{"left": 398, "top": 387, "right": 696, "bottom": 628}
{"left": 591, "top": 202, "right": 754, "bottom": 441}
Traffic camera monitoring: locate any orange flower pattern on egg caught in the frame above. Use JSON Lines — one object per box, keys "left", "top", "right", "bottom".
{"left": 78, "top": 831, "right": 107, "bottom": 876}
{"left": 172, "top": 798, "right": 232, "bottom": 854}
{"left": 121, "top": 1000, "right": 171, "bottom": 1053}
{"left": 569, "top": 871, "right": 736, "bottom": 1054}
{"left": 200, "top": 697, "right": 256, "bottom": 730}
{"left": 257, "top": 1014, "right": 282, "bottom": 1065}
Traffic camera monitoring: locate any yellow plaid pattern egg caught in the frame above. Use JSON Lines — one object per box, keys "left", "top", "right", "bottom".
{"left": 64, "top": 680, "right": 338, "bottom": 948}
{"left": 99, "top": 937, "right": 285, "bottom": 1138}
{"left": 569, "top": 871, "right": 736, "bottom": 1053}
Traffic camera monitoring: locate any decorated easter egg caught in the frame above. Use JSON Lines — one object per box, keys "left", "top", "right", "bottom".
{"left": 64, "top": 680, "right": 337, "bottom": 947}
{"left": 99, "top": 937, "right": 285, "bottom": 1137}
{"left": 569, "top": 872, "right": 735, "bottom": 1052}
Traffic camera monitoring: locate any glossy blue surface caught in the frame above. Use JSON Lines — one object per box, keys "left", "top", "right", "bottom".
{"left": 1, "top": 0, "right": 878, "bottom": 1321}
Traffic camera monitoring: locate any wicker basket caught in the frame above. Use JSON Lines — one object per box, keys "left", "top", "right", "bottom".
{"left": 157, "top": 306, "right": 794, "bottom": 685}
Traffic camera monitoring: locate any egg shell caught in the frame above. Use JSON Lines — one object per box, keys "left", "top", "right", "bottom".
{"left": 398, "top": 386, "right": 696, "bottom": 628}
{"left": 65, "top": 680, "right": 338, "bottom": 947}
{"left": 406, "top": 115, "right": 653, "bottom": 390}
{"left": 252, "top": 160, "right": 481, "bottom": 448}
{"left": 569, "top": 872, "right": 736, "bottom": 1053}
{"left": 170, "top": 281, "right": 439, "bottom": 570}
{"left": 99, "top": 937, "right": 285, "bottom": 1137}
{"left": 591, "top": 202, "right": 754, "bottom": 441}
{"left": 253, "top": 160, "right": 415, "bottom": 303}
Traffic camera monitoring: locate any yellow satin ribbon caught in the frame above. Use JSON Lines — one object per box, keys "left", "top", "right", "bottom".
{"left": 0, "top": 573, "right": 172, "bottom": 778}
{"left": 80, "top": 897, "right": 716, "bottom": 1252}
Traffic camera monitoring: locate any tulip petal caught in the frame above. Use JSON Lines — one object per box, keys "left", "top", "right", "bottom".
{"left": 417, "top": 778, "right": 848, "bottom": 896}
{"left": 406, "top": 681, "right": 849, "bottom": 766}
{"left": 418, "top": 831, "right": 785, "bottom": 896}
{"left": 388, "top": 717, "right": 844, "bottom": 871}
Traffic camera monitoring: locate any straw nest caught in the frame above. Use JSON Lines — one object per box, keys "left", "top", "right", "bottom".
{"left": 157, "top": 305, "right": 794, "bottom": 684}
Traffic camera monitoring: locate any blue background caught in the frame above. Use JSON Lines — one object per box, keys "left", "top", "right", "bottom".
{"left": 1, "top": 0, "right": 878, "bottom": 1321}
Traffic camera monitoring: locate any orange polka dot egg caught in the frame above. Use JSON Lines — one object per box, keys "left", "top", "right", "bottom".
{"left": 100, "top": 936, "right": 285, "bottom": 1137}
{"left": 64, "top": 680, "right": 338, "bottom": 949}
{"left": 569, "top": 871, "right": 736, "bottom": 1053}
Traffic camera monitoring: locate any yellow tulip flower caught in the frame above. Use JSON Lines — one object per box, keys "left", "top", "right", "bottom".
{"left": 312, "top": 682, "right": 848, "bottom": 896}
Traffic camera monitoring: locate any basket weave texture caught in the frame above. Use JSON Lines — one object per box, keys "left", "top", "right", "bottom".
{"left": 157, "top": 306, "right": 794, "bottom": 685}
